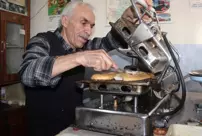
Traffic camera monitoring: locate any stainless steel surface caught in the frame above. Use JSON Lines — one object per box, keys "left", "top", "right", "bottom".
{"left": 131, "top": 0, "right": 143, "bottom": 23}
{"left": 110, "top": 68, "right": 124, "bottom": 73}
{"left": 77, "top": 80, "right": 153, "bottom": 96}
{"left": 76, "top": 77, "right": 174, "bottom": 135}
{"left": 110, "top": 18, "right": 171, "bottom": 73}
{"left": 130, "top": 23, "right": 153, "bottom": 45}
{"left": 76, "top": 107, "right": 151, "bottom": 136}
{"left": 148, "top": 94, "right": 170, "bottom": 116}
{"left": 134, "top": 96, "right": 138, "bottom": 113}
{"left": 110, "top": 0, "right": 172, "bottom": 74}
{"left": 100, "top": 94, "right": 104, "bottom": 109}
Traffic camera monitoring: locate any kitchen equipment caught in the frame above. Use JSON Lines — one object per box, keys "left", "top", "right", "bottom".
{"left": 75, "top": 0, "right": 186, "bottom": 135}
{"left": 189, "top": 69, "right": 202, "bottom": 83}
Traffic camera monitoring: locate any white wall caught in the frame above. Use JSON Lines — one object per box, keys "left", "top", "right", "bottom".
{"left": 30, "top": 0, "right": 49, "bottom": 37}
{"left": 160, "top": 0, "right": 202, "bottom": 45}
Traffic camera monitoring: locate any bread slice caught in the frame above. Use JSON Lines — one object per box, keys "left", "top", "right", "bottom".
{"left": 91, "top": 72, "right": 117, "bottom": 81}
{"left": 91, "top": 71, "right": 154, "bottom": 81}
{"left": 115, "top": 71, "right": 154, "bottom": 81}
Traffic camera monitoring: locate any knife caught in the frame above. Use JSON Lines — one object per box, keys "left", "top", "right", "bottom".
{"left": 110, "top": 68, "right": 124, "bottom": 73}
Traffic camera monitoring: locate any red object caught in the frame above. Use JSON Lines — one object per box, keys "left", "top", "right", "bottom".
{"left": 73, "top": 127, "right": 80, "bottom": 131}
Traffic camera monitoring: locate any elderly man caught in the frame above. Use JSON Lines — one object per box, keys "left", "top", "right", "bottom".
{"left": 19, "top": 0, "right": 153, "bottom": 136}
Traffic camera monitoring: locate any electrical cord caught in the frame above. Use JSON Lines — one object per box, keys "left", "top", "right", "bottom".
{"left": 154, "top": 33, "right": 186, "bottom": 117}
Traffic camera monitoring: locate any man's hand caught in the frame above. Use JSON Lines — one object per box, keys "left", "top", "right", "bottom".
{"left": 121, "top": 0, "right": 153, "bottom": 24}
{"left": 145, "top": 0, "right": 153, "bottom": 9}
{"left": 75, "top": 50, "right": 118, "bottom": 71}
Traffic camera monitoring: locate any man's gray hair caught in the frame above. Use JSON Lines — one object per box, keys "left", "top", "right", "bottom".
{"left": 59, "top": 0, "right": 94, "bottom": 29}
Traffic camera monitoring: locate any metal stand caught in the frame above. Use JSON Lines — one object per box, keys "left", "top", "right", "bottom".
{"left": 134, "top": 96, "right": 138, "bottom": 113}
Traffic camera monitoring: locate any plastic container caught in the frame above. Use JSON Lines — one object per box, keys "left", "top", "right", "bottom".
{"left": 166, "top": 124, "right": 202, "bottom": 136}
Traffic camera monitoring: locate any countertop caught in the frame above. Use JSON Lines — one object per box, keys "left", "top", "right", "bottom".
{"left": 56, "top": 127, "right": 114, "bottom": 136}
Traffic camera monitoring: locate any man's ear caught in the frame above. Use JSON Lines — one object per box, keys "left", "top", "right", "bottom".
{"left": 61, "top": 15, "right": 69, "bottom": 28}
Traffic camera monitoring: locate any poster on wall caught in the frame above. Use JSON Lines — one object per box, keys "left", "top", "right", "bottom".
{"left": 153, "top": 0, "right": 171, "bottom": 23}
{"left": 48, "top": 0, "right": 72, "bottom": 31}
{"left": 0, "top": 0, "right": 26, "bottom": 15}
{"left": 106, "top": 0, "right": 171, "bottom": 25}
{"left": 106, "top": 0, "right": 131, "bottom": 26}
{"left": 189, "top": 0, "right": 202, "bottom": 12}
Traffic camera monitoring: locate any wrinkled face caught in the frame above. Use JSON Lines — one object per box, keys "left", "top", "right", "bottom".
{"left": 61, "top": 4, "right": 95, "bottom": 49}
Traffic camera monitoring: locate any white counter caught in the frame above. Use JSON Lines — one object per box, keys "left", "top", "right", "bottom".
{"left": 56, "top": 127, "right": 114, "bottom": 136}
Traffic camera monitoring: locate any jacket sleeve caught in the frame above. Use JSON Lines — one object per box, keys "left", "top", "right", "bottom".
{"left": 19, "top": 36, "right": 61, "bottom": 88}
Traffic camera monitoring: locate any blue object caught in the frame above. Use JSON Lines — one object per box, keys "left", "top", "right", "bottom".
{"left": 190, "top": 75, "right": 202, "bottom": 83}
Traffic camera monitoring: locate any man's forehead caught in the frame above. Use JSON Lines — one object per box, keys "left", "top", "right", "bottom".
{"left": 80, "top": 15, "right": 95, "bottom": 25}
{"left": 73, "top": 4, "right": 95, "bottom": 22}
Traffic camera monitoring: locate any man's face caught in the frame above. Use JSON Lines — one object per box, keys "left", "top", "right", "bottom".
{"left": 62, "top": 5, "right": 95, "bottom": 49}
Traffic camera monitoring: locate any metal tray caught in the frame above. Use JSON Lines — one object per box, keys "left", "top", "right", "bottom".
{"left": 76, "top": 80, "right": 154, "bottom": 96}
{"left": 76, "top": 106, "right": 151, "bottom": 136}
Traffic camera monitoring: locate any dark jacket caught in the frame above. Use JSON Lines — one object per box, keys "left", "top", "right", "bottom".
{"left": 22, "top": 30, "right": 122, "bottom": 136}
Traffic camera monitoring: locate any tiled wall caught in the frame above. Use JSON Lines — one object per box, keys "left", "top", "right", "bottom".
{"left": 175, "top": 44, "right": 202, "bottom": 76}
{"left": 175, "top": 44, "right": 202, "bottom": 92}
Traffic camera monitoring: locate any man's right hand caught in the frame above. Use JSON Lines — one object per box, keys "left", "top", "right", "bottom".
{"left": 121, "top": 0, "right": 153, "bottom": 24}
{"left": 75, "top": 49, "right": 118, "bottom": 71}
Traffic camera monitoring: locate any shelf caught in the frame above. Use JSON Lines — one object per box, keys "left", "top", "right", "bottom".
{"left": 6, "top": 46, "right": 24, "bottom": 49}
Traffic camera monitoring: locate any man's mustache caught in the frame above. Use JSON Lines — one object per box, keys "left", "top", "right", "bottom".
{"left": 79, "top": 33, "right": 90, "bottom": 40}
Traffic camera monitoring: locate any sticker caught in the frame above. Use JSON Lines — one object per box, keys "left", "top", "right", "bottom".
{"left": 19, "top": 29, "right": 25, "bottom": 35}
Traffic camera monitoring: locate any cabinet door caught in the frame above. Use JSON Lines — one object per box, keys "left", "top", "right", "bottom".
{"left": 0, "top": 11, "right": 30, "bottom": 86}
{"left": 7, "top": 107, "right": 27, "bottom": 136}
{"left": 0, "top": 12, "right": 2, "bottom": 85}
